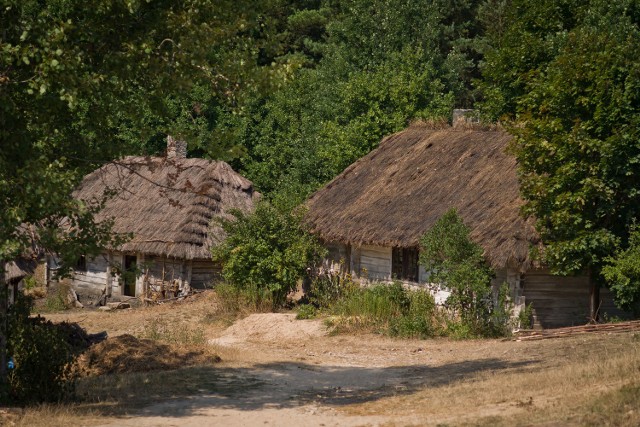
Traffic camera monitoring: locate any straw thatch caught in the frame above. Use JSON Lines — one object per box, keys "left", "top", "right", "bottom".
{"left": 4, "top": 257, "right": 37, "bottom": 282}
{"left": 305, "top": 122, "right": 539, "bottom": 270}
{"left": 74, "top": 156, "right": 258, "bottom": 260}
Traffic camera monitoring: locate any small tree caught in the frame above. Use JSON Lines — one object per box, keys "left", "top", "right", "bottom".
{"left": 602, "top": 225, "right": 640, "bottom": 315}
{"left": 420, "top": 209, "right": 508, "bottom": 337}
{"left": 212, "top": 201, "right": 326, "bottom": 309}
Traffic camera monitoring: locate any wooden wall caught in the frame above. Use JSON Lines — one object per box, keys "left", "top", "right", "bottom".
{"left": 72, "top": 254, "right": 111, "bottom": 298}
{"left": 321, "top": 243, "right": 350, "bottom": 274}
{"left": 72, "top": 252, "right": 220, "bottom": 298}
{"left": 191, "top": 260, "right": 221, "bottom": 288}
{"left": 522, "top": 269, "right": 629, "bottom": 329}
{"left": 316, "top": 242, "right": 632, "bottom": 329}
{"left": 359, "top": 245, "right": 392, "bottom": 281}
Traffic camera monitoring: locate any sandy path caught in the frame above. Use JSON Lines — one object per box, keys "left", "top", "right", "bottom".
{"left": 90, "top": 313, "right": 540, "bottom": 427}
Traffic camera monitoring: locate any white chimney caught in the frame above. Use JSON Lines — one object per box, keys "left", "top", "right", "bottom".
{"left": 166, "top": 135, "right": 187, "bottom": 159}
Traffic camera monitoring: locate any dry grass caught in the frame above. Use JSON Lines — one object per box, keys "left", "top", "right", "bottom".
{"left": 341, "top": 333, "right": 640, "bottom": 426}
{"left": 4, "top": 291, "right": 639, "bottom": 426}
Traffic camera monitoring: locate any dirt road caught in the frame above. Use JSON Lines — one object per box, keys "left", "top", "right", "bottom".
{"left": 39, "top": 298, "right": 640, "bottom": 427}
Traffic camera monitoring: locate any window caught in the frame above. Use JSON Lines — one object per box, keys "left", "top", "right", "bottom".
{"left": 75, "top": 255, "right": 87, "bottom": 272}
{"left": 392, "top": 247, "right": 419, "bottom": 282}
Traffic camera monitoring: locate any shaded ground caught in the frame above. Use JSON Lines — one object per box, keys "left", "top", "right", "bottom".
{"left": 17, "top": 293, "right": 640, "bottom": 426}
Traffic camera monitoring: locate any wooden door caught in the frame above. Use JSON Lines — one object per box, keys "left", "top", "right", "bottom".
{"left": 123, "top": 255, "right": 137, "bottom": 297}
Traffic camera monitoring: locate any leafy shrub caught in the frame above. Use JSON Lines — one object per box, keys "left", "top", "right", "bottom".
{"left": 309, "top": 271, "right": 358, "bottom": 309}
{"left": 389, "top": 288, "right": 442, "bottom": 338}
{"left": 214, "top": 282, "right": 273, "bottom": 314}
{"left": 212, "top": 201, "right": 326, "bottom": 309}
{"left": 2, "top": 293, "right": 77, "bottom": 404}
{"left": 517, "top": 303, "right": 534, "bottom": 330}
{"left": 602, "top": 226, "right": 640, "bottom": 314}
{"left": 328, "top": 282, "right": 441, "bottom": 337}
{"left": 296, "top": 304, "right": 317, "bottom": 320}
{"left": 420, "top": 209, "right": 511, "bottom": 337}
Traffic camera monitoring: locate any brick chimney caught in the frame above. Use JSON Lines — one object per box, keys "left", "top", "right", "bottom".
{"left": 166, "top": 135, "right": 187, "bottom": 159}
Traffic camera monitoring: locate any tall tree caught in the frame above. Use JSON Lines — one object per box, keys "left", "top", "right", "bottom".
{"left": 480, "top": 0, "right": 640, "bottom": 317}
{"left": 238, "top": 0, "right": 483, "bottom": 203}
{"left": 0, "top": 0, "right": 255, "bottom": 393}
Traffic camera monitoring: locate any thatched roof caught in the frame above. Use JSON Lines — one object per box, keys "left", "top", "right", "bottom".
{"left": 74, "top": 156, "right": 258, "bottom": 260}
{"left": 4, "top": 257, "right": 37, "bottom": 282}
{"left": 305, "top": 122, "right": 539, "bottom": 270}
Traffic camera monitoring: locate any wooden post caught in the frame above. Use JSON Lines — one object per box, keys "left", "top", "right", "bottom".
{"left": 0, "top": 262, "right": 7, "bottom": 382}
{"left": 106, "top": 252, "right": 113, "bottom": 298}
{"left": 589, "top": 273, "right": 600, "bottom": 323}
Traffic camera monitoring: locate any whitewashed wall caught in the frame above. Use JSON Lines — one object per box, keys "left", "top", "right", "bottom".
{"left": 72, "top": 254, "right": 110, "bottom": 297}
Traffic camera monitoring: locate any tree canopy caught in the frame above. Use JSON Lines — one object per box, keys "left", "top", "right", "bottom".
{"left": 479, "top": 0, "right": 640, "bottom": 311}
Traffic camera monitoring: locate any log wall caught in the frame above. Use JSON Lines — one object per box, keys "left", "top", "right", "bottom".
{"left": 358, "top": 245, "right": 392, "bottom": 281}
{"left": 191, "top": 260, "right": 221, "bottom": 288}
{"left": 522, "top": 269, "right": 629, "bottom": 329}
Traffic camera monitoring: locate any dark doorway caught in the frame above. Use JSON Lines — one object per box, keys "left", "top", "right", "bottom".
{"left": 123, "top": 255, "right": 137, "bottom": 297}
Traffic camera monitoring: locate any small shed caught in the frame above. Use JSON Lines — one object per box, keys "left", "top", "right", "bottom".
{"left": 305, "top": 121, "right": 626, "bottom": 328}
{"left": 70, "top": 137, "right": 258, "bottom": 300}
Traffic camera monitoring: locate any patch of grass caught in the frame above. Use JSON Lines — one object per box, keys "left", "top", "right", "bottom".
{"left": 41, "top": 283, "right": 70, "bottom": 312}
{"left": 579, "top": 384, "right": 640, "bottom": 426}
{"left": 213, "top": 282, "right": 274, "bottom": 314}
{"left": 296, "top": 304, "right": 317, "bottom": 319}
{"left": 140, "top": 317, "right": 205, "bottom": 346}
{"left": 327, "top": 282, "right": 444, "bottom": 338}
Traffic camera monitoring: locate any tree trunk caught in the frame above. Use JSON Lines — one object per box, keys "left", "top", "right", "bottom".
{"left": 589, "top": 274, "right": 600, "bottom": 323}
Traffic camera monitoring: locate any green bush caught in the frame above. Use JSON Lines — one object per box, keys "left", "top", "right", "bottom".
{"left": 2, "top": 293, "right": 77, "bottom": 404}
{"left": 328, "top": 282, "right": 441, "bottom": 337}
{"left": 389, "top": 288, "right": 441, "bottom": 338}
{"left": 309, "top": 271, "right": 359, "bottom": 309}
{"left": 212, "top": 201, "right": 326, "bottom": 310}
{"left": 420, "top": 208, "right": 512, "bottom": 338}
{"left": 602, "top": 226, "right": 640, "bottom": 314}
{"left": 296, "top": 304, "right": 317, "bottom": 320}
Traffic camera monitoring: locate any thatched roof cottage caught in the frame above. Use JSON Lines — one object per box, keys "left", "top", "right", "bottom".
{"left": 71, "top": 137, "right": 258, "bottom": 299}
{"left": 305, "top": 121, "right": 624, "bottom": 328}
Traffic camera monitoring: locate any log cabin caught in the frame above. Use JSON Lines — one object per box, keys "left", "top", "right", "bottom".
{"left": 305, "top": 119, "right": 627, "bottom": 328}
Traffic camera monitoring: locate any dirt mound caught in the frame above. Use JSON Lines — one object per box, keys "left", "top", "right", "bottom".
{"left": 77, "top": 334, "right": 220, "bottom": 376}
{"left": 211, "top": 313, "right": 327, "bottom": 346}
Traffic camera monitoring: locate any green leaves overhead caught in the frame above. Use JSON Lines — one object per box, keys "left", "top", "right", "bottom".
{"left": 238, "top": 0, "right": 482, "bottom": 203}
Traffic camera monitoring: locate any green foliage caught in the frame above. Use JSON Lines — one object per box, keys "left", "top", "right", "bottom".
{"left": 420, "top": 209, "right": 510, "bottom": 337}
{"left": 212, "top": 201, "right": 326, "bottom": 309}
{"left": 308, "top": 270, "right": 358, "bottom": 309}
{"left": 517, "top": 303, "right": 534, "bottom": 330}
{"left": 326, "top": 282, "right": 441, "bottom": 338}
{"left": 295, "top": 304, "right": 317, "bottom": 320}
{"left": 479, "top": 1, "right": 640, "bottom": 311}
{"left": 477, "top": 0, "right": 584, "bottom": 120}
{"left": 2, "top": 294, "right": 76, "bottom": 404}
{"left": 238, "top": 0, "right": 483, "bottom": 202}
{"left": 388, "top": 288, "right": 441, "bottom": 338}
{"left": 602, "top": 226, "right": 640, "bottom": 314}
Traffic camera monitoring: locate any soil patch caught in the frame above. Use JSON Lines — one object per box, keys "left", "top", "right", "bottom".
{"left": 210, "top": 313, "right": 327, "bottom": 346}
{"left": 77, "top": 334, "right": 220, "bottom": 376}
